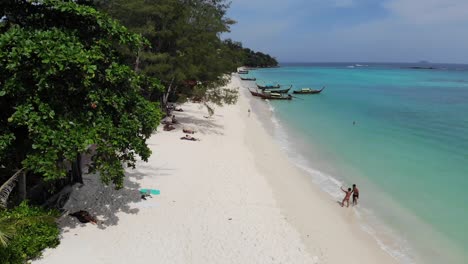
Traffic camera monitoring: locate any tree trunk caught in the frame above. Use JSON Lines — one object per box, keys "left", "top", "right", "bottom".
{"left": 163, "top": 77, "right": 176, "bottom": 106}
{"left": 134, "top": 48, "right": 141, "bottom": 73}
{"left": 172, "top": 85, "right": 179, "bottom": 98}
{"left": 18, "top": 171, "right": 26, "bottom": 201}
{"left": 72, "top": 155, "right": 83, "bottom": 184}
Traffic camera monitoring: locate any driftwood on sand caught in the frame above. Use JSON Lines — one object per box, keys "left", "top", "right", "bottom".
{"left": 69, "top": 210, "right": 98, "bottom": 224}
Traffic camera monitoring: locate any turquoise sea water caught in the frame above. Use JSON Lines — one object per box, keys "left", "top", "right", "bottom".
{"left": 245, "top": 63, "right": 468, "bottom": 264}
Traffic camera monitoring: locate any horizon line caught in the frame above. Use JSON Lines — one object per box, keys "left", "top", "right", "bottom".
{"left": 278, "top": 61, "right": 468, "bottom": 65}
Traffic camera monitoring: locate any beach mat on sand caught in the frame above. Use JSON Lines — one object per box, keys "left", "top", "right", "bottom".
{"left": 140, "top": 189, "right": 160, "bottom": 195}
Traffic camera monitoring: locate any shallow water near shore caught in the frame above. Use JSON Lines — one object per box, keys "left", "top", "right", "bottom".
{"left": 242, "top": 63, "right": 468, "bottom": 264}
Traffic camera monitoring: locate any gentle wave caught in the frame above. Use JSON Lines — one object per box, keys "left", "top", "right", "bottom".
{"left": 265, "top": 101, "right": 417, "bottom": 264}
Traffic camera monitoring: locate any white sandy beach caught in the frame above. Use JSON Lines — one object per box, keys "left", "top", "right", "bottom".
{"left": 34, "top": 76, "right": 398, "bottom": 264}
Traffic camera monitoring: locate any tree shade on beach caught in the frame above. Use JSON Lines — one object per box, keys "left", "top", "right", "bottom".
{"left": 0, "top": 1, "right": 279, "bottom": 261}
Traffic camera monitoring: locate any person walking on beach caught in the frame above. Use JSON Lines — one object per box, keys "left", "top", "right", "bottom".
{"left": 248, "top": 108, "right": 251, "bottom": 117}
{"left": 352, "top": 184, "right": 359, "bottom": 206}
{"left": 340, "top": 186, "right": 352, "bottom": 207}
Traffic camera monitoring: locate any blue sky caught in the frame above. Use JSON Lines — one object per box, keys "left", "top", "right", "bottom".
{"left": 225, "top": 0, "right": 468, "bottom": 63}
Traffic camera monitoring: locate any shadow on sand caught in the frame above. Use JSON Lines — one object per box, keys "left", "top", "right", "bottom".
{"left": 58, "top": 164, "right": 173, "bottom": 232}
{"left": 171, "top": 107, "right": 225, "bottom": 136}
{"left": 58, "top": 103, "right": 217, "bottom": 232}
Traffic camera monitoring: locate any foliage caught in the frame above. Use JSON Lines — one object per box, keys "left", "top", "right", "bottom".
{"left": 243, "top": 49, "right": 278, "bottom": 68}
{"left": 0, "top": 202, "right": 60, "bottom": 264}
{"left": 224, "top": 39, "right": 279, "bottom": 68}
{"left": 190, "top": 76, "right": 238, "bottom": 116}
{"left": 0, "top": 217, "right": 14, "bottom": 247}
{"left": 96, "top": 0, "right": 241, "bottom": 106}
{"left": 0, "top": 0, "right": 162, "bottom": 188}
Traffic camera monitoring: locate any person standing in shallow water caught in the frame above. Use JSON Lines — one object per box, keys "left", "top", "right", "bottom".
{"left": 340, "top": 187, "right": 352, "bottom": 207}
{"left": 352, "top": 184, "right": 359, "bottom": 206}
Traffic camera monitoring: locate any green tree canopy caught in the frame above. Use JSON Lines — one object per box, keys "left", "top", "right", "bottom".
{"left": 224, "top": 39, "right": 279, "bottom": 68}
{"left": 0, "top": 0, "right": 162, "bottom": 188}
{"left": 96, "top": 0, "right": 240, "bottom": 106}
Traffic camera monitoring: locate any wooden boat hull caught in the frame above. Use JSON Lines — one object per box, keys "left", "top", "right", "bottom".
{"left": 262, "top": 87, "right": 290, "bottom": 93}
{"left": 238, "top": 71, "right": 249, "bottom": 74}
{"left": 249, "top": 90, "right": 291, "bottom": 100}
{"left": 261, "top": 94, "right": 292, "bottom": 100}
{"left": 293, "top": 87, "right": 325, "bottom": 94}
{"left": 259, "top": 85, "right": 292, "bottom": 93}
{"left": 241, "top": 78, "right": 256, "bottom": 81}
{"left": 249, "top": 89, "right": 262, "bottom": 97}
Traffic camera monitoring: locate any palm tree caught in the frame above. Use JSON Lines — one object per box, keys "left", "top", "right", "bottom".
{"left": 0, "top": 208, "right": 55, "bottom": 248}
{"left": 0, "top": 217, "right": 14, "bottom": 247}
{"left": 0, "top": 169, "right": 57, "bottom": 248}
{"left": 0, "top": 169, "right": 24, "bottom": 209}
{"left": 0, "top": 169, "right": 25, "bottom": 247}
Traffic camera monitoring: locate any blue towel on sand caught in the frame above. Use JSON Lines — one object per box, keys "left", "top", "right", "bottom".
{"left": 140, "top": 189, "right": 160, "bottom": 195}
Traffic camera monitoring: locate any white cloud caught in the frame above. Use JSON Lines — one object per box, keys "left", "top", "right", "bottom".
{"left": 384, "top": 0, "right": 468, "bottom": 24}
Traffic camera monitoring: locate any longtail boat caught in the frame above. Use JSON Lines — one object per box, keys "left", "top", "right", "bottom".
{"left": 241, "top": 77, "right": 257, "bottom": 81}
{"left": 249, "top": 89, "right": 263, "bottom": 97}
{"left": 260, "top": 91, "right": 292, "bottom": 100}
{"left": 261, "top": 85, "right": 291, "bottom": 93}
{"left": 238, "top": 70, "right": 249, "bottom": 74}
{"left": 249, "top": 89, "right": 291, "bottom": 100}
{"left": 292, "top": 87, "right": 325, "bottom": 94}
{"left": 257, "top": 84, "right": 281, "bottom": 89}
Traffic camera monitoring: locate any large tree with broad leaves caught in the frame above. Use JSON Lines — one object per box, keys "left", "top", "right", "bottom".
{"left": 0, "top": 0, "right": 162, "bottom": 189}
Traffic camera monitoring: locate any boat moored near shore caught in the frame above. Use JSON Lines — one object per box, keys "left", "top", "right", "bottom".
{"left": 293, "top": 87, "right": 325, "bottom": 94}
{"left": 259, "top": 90, "right": 292, "bottom": 100}
{"left": 248, "top": 89, "right": 263, "bottom": 97}
{"left": 260, "top": 85, "right": 291, "bottom": 93}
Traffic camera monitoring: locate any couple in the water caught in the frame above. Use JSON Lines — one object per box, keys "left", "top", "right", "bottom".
{"left": 340, "top": 184, "right": 359, "bottom": 207}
